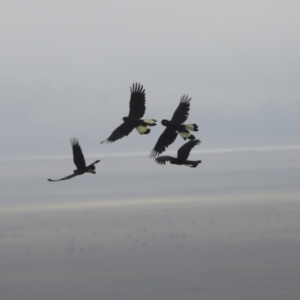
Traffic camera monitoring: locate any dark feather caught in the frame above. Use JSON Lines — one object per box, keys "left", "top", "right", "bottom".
{"left": 128, "top": 83, "right": 146, "bottom": 120}
{"left": 154, "top": 156, "right": 174, "bottom": 165}
{"left": 101, "top": 122, "right": 135, "bottom": 144}
{"left": 70, "top": 138, "right": 86, "bottom": 169}
{"left": 48, "top": 138, "right": 100, "bottom": 182}
{"left": 150, "top": 128, "right": 178, "bottom": 158}
{"left": 47, "top": 174, "right": 78, "bottom": 182}
{"left": 177, "top": 139, "right": 201, "bottom": 160}
{"left": 170, "top": 95, "right": 192, "bottom": 124}
{"left": 184, "top": 160, "right": 201, "bottom": 168}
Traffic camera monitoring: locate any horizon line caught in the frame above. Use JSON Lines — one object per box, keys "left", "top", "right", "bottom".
{"left": 1, "top": 144, "right": 300, "bottom": 162}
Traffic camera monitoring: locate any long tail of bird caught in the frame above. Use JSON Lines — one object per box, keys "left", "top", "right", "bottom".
{"left": 136, "top": 119, "right": 157, "bottom": 135}
{"left": 179, "top": 123, "right": 198, "bottom": 140}
{"left": 86, "top": 160, "right": 101, "bottom": 173}
{"left": 184, "top": 123, "right": 198, "bottom": 131}
{"left": 184, "top": 160, "right": 201, "bottom": 168}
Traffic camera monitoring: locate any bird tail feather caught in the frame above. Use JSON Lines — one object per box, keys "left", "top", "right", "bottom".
{"left": 87, "top": 170, "right": 96, "bottom": 174}
{"left": 179, "top": 131, "right": 196, "bottom": 140}
{"left": 142, "top": 119, "right": 157, "bottom": 126}
{"left": 184, "top": 123, "right": 198, "bottom": 131}
{"left": 136, "top": 125, "right": 151, "bottom": 134}
{"left": 185, "top": 160, "right": 201, "bottom": 168}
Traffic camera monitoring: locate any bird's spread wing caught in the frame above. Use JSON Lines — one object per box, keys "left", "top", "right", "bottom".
{"left": 101, "top": 122, "right": 135, "bottom": 144}
{"left": 128, "top": 83, "right": 146, "bottom": 119}
{"left": 150, "top": 128, "right": 178, "bottom": 158}
{"left": 47, "top": 174, "right": 78, "bottom": 182}
{"left": 170, "top": 95, "right": 192, "bottom": 124}
{"left": 177, "top": 139, "right": 201, "bottom": 160}
{"left": 71, "top": 138, "right": 86, "bottom": 169}
{"left": 154, "top": 156, "right": 174, "bottom": 165}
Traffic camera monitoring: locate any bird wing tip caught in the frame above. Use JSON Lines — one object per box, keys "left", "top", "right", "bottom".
{"left": 180, "top": 94, "right": 192, "bottom": 103}
{"left": 154, "top": 157, "right": 163, "bottom": 165}
{"left": 70, "top": 137, "right": 79, "bottom": 146}
{"left": 149, "top": 150, "right": 157, "bottom": 158}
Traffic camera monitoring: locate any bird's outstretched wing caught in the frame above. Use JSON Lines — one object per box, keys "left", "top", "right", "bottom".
{"left": 128, "top": 83, "right": 146, "bottom": 120}
{"left": 71, "top": 138, "right": 86, "bottom": 169}
{"left": 101, "top": 122, "right": 135, "bottom": 144}
{"left": 154, "top": 156, "right": 174, "bottom": 165}
{"left": 170, "top": 95, "right": 192, "bottom": 124}
{"left": 177, "top": 139, "right": 201, "bottom": 160}
{"left": 150, "top": 128, "right": 178, "bottom": 158}
{"left": 47, "top": 174, "right": 78, "bottom": 182}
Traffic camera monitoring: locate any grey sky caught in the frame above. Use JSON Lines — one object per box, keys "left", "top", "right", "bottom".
{"left": 1, "top": 1, "right": 300, "bottom": 157}
{"left": 1, "top": 3, "right": 300, "bottom": 298}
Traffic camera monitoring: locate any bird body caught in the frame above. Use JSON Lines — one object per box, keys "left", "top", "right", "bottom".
{"left": 121, "top": 117, "right": 156, "bottom": 135}
{"left": 154, "top": 139, "right": 201, "bottom": 168}
{"left": 150, "top": 95, "right": 198, "bottom": 158}
{"left": 72, "top": 162, "right": 98, "bottom": 175}
{"left": 101, "top": 83, "right": 156, "bottom": 144}
{"left": 157, "top": 156, "right": 201, "bottom": 168}
{"left": 47, "top": 138, "right": 100, "bottom": 182}
{"left": 161, "top": 119, "right": 198, "bottom": 140}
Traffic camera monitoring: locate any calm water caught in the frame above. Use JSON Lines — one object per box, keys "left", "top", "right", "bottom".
{"left": 0, "top": 149, "right": 300, "bottom": 300}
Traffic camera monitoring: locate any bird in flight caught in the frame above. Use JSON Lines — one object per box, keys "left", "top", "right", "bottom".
{"left": 101, "top": 83, "right": 157, "bottom": 144}
{"left": 150, "top": 95, "right": 198, "bottom": 158}
{"left": 47, "top": 138, "right": 100, "bottom": 182}
{"left": 155, "top": 139, "right": 201, "bottom": 168}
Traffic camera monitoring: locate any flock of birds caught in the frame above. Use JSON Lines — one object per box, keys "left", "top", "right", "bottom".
{"left": 47, "top": 83, "right": 201, "bottom": 182}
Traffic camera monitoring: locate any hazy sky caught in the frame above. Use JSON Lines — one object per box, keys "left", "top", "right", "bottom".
{"left": 1, "top": 1, "right": 300, "bottom": 157}
{"left": 1, "top": 3, "right": 300, "bottom": 298}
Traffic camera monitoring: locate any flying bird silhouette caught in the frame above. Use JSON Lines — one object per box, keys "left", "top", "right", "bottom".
{"left": 47, "top": 138, "right": 100, "bottom": 182}
{"left": 155, "top": 139, "right": 201, "bottom": 168}
{"left": 101, "top": 83, "right": 157, "bottom": 144}
{"left": 150, "top": 95, "right": 198, "bottom": 158}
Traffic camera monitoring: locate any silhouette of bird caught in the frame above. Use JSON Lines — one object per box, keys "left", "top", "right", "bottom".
{"left": 150, "top": 95, "right": 198, "bottom": 158}
{"left": 155, "top": 139, "right": 201, "bottom": 168}
{"left": 101, "top": 83, "right": 156, "bottom": 144}
{"left": 47, "top": 138, "right": 100, "bottom": 182}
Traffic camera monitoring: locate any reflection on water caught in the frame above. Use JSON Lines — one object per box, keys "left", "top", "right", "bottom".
{"left": 0, "top": 150, "right": 300, "bottom": 300}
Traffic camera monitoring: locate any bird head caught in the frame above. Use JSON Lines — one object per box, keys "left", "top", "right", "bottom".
{"left": 161, "top": 119, "right": 169, "bottom": 126}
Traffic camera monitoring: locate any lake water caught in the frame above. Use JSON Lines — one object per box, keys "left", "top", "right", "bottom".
{"left": 0, "top": 148, "right": 300, "bottom": 300}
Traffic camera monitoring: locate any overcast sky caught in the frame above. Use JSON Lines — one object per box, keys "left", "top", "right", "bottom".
{"left": 1, "top": 3, "right": 300, "bottom": 298}
{"left": 1, "top": 1, "right": 300, "bottom": 157}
